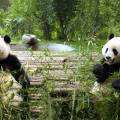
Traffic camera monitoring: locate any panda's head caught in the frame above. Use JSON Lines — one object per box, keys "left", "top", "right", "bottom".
{"left": 102, "top": 34, "right": 120, "bottom": 64}
{"left": 0, "top": 35, "right": 11, "bottom": 60}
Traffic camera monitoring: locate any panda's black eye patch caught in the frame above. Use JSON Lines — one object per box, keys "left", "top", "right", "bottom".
{"left": 105, "top": 48, "right": 108, "bottom": 53}
{"left": 113, "top": 48, "right": 118, "bottom": 55}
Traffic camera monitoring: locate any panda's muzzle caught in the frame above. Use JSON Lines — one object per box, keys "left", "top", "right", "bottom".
{"left": 106, "top": 56, "right": 111, "bottom": 60}
{"left": 105, "top": 56, "right": 115, "bottom": 64}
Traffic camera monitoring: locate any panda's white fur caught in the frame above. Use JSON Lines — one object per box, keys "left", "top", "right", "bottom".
{"left": 91, "top": 35, "right": 120, "bottom": 94}
{"left": 102, "top": 37, "right": 120, "bottom": 64}
{"left": 0, "top": 35, "right": 30, "bottom": 120}
{"left": 22, "top": 34, "right": 37, "bottom": 44}
{"left": 0, "top": 36, "right": 11, "bottom": 60}
{"left": 22, "top": 34, "right": 39, "bottom": 50}
{"left": 0, "top": 36, "right": 23, "bottom": 106}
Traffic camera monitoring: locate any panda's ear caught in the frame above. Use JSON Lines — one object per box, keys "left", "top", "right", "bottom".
{"left": 4, "top": 35, "right": 11, "bottom": 43}
{"left": 108, "top": 33, "right": 114, "bottom": 40}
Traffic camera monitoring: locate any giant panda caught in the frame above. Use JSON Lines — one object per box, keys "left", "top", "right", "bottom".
{"left": 0, "top": 35, "right": 30, "bottom": 118}
{"left": 92, "top": 33, "right": 120, "bottom": 93}
{"left": 22, "top": 34, "right": 39, "bottom": 50}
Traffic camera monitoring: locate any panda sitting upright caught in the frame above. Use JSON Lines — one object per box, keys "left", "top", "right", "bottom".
{"left": 92, "top": 33, "right": 120, "bottom": 93}
{"left": 0, "top": 35, "right": 30, "bottom": 106}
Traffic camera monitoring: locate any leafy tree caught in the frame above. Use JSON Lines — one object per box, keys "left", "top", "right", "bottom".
{"left": 1, "top": 0, "right": 120, "bottom": 41}
{"left": 53, "top": 0, "right": 76, "bottom": 40}
{"left": 34, "top": 0, "right": 54, "bottom": 40}
{"left": 6, "top": 0, "right": 37, "bottom": 36}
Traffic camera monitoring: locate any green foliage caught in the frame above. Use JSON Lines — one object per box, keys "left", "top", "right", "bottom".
{"left": 1, "top": 0, "right": 120, "bottom": 41}
{"left": 53, "top": 0, "right": 76, "bottom": 40}
{"left": 0, "top": 9, "right": 6, "bottom": 27}
{"left": 34, "top": 0, "right": 54, "bottom": 40}
{"left": 8, "top": 0, "right": 37, "bottom": 35}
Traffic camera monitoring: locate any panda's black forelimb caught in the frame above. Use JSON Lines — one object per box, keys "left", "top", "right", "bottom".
{"left": 93, "top": 63, "right": 110, "bottom": 83}
{"left": 0, "top": 54, "right": 30, "bottom": 88}
{"left": 0, "top": 54, "right": 30, "bottom": 102}
{"left": 93, "top": 61, "right": 120, "bottom": 91}
{"left": 93, "top": 62, "right": 120, "bottom": 84}
{"left": 12, "top": 67, "right": 30, "bottom": 89}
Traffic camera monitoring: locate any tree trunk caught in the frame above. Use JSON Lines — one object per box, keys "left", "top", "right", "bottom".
{"left": 41, "top": 15, "right": 51, "bottom": 40}
{"left": 59, "top": 18, "right": 67, "bottom": 40}
{"left": 0, "top": 0, "right": 9, "bottom": 10}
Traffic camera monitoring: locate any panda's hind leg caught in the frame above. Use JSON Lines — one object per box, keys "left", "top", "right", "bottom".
{"left": 112, "top": 79, "right": 120, "bottom": 90}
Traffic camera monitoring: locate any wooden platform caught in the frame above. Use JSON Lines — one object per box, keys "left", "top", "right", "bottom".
{"left": 11, "top": 45, "right": 80, "bottom": 118}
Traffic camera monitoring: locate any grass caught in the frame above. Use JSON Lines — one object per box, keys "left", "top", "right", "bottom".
{"left": 2, "top": 37, "right": 120, "bottom": 120}
{"left": 27, "top": 38, "right": 101, "bottom": 120}
{"left": 11, "top": 35, "right": 105, "bottom": 52}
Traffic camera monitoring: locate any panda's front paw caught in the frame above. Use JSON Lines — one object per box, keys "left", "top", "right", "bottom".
{"left": 90, "top": 82, "right": 102, "bottom": 94}
{"left": 93, "top": 64, "right": 104, "bottom": 78}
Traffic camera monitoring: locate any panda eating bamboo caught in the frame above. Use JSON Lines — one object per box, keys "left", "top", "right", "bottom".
{"left": 0, "top": 35, "right": 30, "bottom": 107}
{"left": 92, "top": 33, "right": 120, "bottom": 93}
